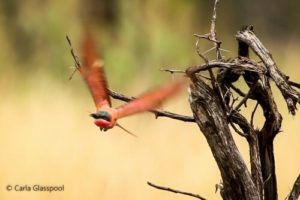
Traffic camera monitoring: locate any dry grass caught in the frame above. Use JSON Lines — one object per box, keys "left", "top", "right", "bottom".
{"left": 0, "top": 64, "right": 299, "bottom": 200}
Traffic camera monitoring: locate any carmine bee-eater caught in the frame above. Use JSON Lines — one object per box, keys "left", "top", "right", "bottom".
{"left": 70, "top": 31, "right": 187, "bottom": 136}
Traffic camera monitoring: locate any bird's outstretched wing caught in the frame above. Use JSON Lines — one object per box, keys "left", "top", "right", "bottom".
{"left": 116, "top": 78, "right": 187, "bottom": 119}
{"left": 80, "top": 31, "right": 111, "bottom": 109}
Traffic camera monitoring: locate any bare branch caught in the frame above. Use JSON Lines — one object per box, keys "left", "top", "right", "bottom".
{"left": 230, "top": 83, "right": 247, "bottom": 97}
{"left": 288, "top": 174, "right": 300, "bottom": 200}
{"left": 195, "top": 38, "right": 209, "bottom": 63}
{"left": 236, "top": 28, "right": 300, "bottom": 115}
{"left": 210, "top": 0, "right": 219, "bottom": 38}
{"left": 194, "top": 33, "right": 220, "bottom": 44}
{"left": 186, "top": 61, "right": 265, "bottom": 76}
{"left": 229, "top": 93, "right": 239, "bottom": 110}
{"left": 230, "top": 121, "right": 248, "bottom": 137}
{"left": 202, "top": 46, "right": 216, "bottom": 55}
{"left": 197, "top": 74, "right": 212, "bottom": 81}
{"left": 232, "top": 82, "right": 258, "bottom": 113}
{"left": 160, "top": 68, "right": 185, "bottom": 74}
{"left": 250, "top": 102, "right": 259, "bottom": 127}
{"left": 66, "top": 35, "right": 81, "bottom": 80}
{"left": 160, "top": 67, "right": 211, "bottom": 80}
{"left": 289, "top": 80, "right": 300, "bottom": 89}
{"left": 192, "top": 0, "right": 222, "bottom": 101}
{"left": 209, "top": 0, "right": 222, "bottom": 60}
{"left": 108, "top": 89, "right": 195, "bottom": 122}
{"left": 147, "top": 182, "right": 206, "bottom": 200}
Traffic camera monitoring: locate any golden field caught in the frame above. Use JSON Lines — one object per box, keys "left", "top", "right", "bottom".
{"left": 0, "top": 0, "right": 299, "bottom": 199}
{"left": 0, "top": 62, "right": 299, "bottom": 199}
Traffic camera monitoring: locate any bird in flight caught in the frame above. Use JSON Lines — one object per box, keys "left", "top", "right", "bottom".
{"left": 67, "top": 31, "right": 187, "bottom": 137}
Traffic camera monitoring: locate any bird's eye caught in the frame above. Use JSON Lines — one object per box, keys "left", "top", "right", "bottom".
{"left": 90, "top": 111, "right": 111, "bottom": 121}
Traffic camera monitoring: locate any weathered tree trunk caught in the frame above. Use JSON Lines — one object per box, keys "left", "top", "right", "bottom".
{"left": 189, "top": 77, "right": 260, "bottom": 200}
{"left": 258, "top": 136, "right": 277, "bottom": 200}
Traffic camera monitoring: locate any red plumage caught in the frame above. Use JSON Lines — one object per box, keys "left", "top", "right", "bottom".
{"left": 77, "top": 30, "right": 187, "bottom": 135}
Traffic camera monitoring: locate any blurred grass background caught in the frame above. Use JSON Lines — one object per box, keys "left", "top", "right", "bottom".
{"left": 0, "top": 0, "right": 299, "bottom": 199}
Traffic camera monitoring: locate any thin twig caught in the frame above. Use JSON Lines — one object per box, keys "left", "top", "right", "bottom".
{"left": 192, "top": 0, "right": 222, "bottom": 93}
{"left": 197, "top": 74, "right": 212, "bottom": 80}
{"left": 66, "top": 35, "right": 81, "bottom": 80}
{"left": 209, "top": 0, "right": 222, "bottom": 60}
{"left": 108, "top": 89, "right": 195, "bottom": 122}
{"left": 192, "top": 0, "right": 224, "bottom": 110}
{"left": 229, "top": 93, "right": 238, "bottom": 110}
{"left": 160, "top": 68, "right": 211, "bottom": 80}
{"left": 160, "top": 68, "right": 186, "bottom": 74}
{"left": 219, "top": 48, "right": 231, "bottom": 53}
{"left": 202, "top": 46, "right": 216, "bottom": 55}
{"left": 194, "top": 33, "right": 219, "bottom": 44}
{"left": 208, "top": 0, "right": 228, "bottom": 111}
{"left": 230, "top": 84, "right": 245, "bottom": 97}
{"left": 233, "top": 83, "right": 258, "bottom": 113}
{"left": 229, "top": 84, "right": 246, "bottom": 97}
{"left": 195, "top": 38, "right": 209, "bottom": 63}
{"left": 250, "top": 102, "right": 259, "bottom": 127}
{"left": 147, "top": 182, "right": 206, "bottom": 200}
{"left": 201, "top": 47, "right": 230, "bottom": 56}
{"left": 186, "top": 61, "right": 264, "bottom": 77}
{"left": 230, "top": 122, "right": 248, "bottom": 137}
{"left": 289, "top": 80, "right": 300, "bottom": 89}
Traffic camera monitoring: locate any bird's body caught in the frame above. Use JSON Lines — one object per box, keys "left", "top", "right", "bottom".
{"left": 91, "top": 106, "right": 117, "bottom": 130}
{"left": 73, "top": 30, "right": 187, "bottom": 135}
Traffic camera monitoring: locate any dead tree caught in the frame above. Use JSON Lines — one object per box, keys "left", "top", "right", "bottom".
{"left": 68, "top": 0, "right": 300, "bottom": 199}
{"left": 109, "top": 11, "right": 300, "bottom": 199}
{"left": 146, "top": 0, "right": 300, "bottom": 199}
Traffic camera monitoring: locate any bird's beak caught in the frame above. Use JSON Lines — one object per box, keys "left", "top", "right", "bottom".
{"left": 90, "top": 113, "right": 98, "bottom": 119}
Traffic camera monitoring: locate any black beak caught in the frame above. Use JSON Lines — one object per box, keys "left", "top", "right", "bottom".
{"left": 90, "top": 113, "right": 99, "bottom": 119}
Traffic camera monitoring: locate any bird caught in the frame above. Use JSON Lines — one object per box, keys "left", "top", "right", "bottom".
{"left": 72, "top": 31, "right": 187, "bottom": 136}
